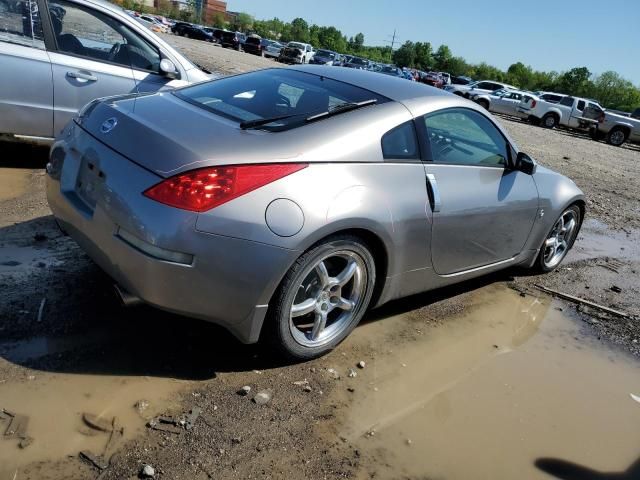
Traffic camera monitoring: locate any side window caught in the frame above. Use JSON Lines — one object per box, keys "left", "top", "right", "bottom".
{"left": 559, "top": 96, "right": 575, "bottom": 107}
{"left": 476, "top": 82, "right": 491, "bottom": 90}
{"left": 51, "top": 0, "right": 161, "bottom": 72}
{"left": 577, "top": 100, "right": 586, "bottom": 111}
{"left": 0, "top": 0, "right": 44, "bottom": 49}
{"left": 423, "top": 108, "right": 508, "bottom": 167}
{"left": 381, "top": 121, "right": 419, "bottom": 161}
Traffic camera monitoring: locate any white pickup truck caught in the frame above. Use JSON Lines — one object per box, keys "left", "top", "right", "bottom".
{"left": 591, "top": 108, "right": 640, "bottom": 146}
{"left": 516, "top": 94, "right": 603, "bottom": 131}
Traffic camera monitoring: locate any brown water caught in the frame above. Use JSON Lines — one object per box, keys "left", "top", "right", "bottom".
{"left": 337, "top": 285, "right": 640, "bottom": 480}
{"left": 0, "top": 368, "right": 188, "bottom": 479}
{"left": 0, "top": 168, "right": 31, "bottom": 202}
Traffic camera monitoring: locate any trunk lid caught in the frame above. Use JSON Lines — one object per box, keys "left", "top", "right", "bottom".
{"left": 80, "top": 92, "right": 262, "bottom": 178}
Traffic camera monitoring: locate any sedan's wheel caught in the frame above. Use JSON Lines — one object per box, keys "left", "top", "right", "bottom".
{"left": 606, "top": 127, "right": 628, "bottom": 147}
{"left": 477, "top": 99, "right": 489, "bottom": 110}
{"left": 541, "top": 113, "right": 557, "bottom": 129}
{"left": 266, "top": 235, "right": 376, "bottom": 360}
{"left": 534, "top": 205, "right": 581, "bottom": 272}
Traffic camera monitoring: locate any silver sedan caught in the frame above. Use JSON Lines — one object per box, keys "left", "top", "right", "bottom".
{"left": 46, "top": 66, "right": 584, "bottom": 360}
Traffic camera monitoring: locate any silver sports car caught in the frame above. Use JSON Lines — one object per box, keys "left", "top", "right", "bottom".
{"left": 46, "top": 66, "right": 584, "bottom": 360}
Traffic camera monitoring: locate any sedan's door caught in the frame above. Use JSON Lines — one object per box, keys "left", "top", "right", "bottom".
{"left": 499, "top": 92, "right": 522, "bottom": 116}
{"left": 420, "top": 107, "right": 539, "bottom": 275}
{"left": 0, "top": 0, "right": 53, "bottom": 138}
{"left": 46, "top": 0, "right": 138, "bottom": 135}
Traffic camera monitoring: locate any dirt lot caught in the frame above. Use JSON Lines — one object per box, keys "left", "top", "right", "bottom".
{"left": 1, "top": 36, "right": 640, "bottom": 480}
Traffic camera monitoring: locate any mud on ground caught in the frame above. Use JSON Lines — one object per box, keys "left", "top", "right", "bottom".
{"left": 1, "top": 40, "right": 640, "bottom": 478}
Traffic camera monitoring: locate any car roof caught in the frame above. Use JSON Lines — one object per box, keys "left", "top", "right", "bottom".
{"left": 289, "top": 65, "right": 451, "bottom": 104}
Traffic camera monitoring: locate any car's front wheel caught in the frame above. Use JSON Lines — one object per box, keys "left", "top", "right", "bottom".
{"left": 265, "top": 235, "right": 376, "bottom": 360}
{"left": 533, "top": 205, "right": 581, "bottom": 272}
{"left": 606, "top": 126, "right": 628, "bottom": 147}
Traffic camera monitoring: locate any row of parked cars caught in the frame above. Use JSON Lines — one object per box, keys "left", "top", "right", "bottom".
{"left": 443, "top": 81, "right": 640, "bottom": 147}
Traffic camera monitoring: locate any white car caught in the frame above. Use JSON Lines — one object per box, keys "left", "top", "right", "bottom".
{"left": 517, "top": 94, "right": 603, "bottom": 130}
{"left": 0, "top": 0, "right": 209, "bottom": 144}
{"left": 278, "top": 42, "right": 315, "bottom": 64}
{"left": 263, "top": 40, "right": 283, "bottom": 58}
{"left": 138, "top": 14, "right": 170, "bottom": 34}
{"left": 472, "top": 89, "right": 525, "bottom": 116}
{"left": 444, "top": 80, "right": 516, "bottom": 98}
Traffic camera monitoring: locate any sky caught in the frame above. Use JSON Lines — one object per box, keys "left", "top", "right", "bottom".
{"left": 227, "top": 0, "right": 640, "bottom": 84}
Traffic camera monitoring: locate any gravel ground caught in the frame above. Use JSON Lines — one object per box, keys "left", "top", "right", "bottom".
{"left": 1, "top": 35, "right": 640, "bottom": 480}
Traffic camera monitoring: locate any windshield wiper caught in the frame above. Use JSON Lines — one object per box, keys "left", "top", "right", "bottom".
{"left": 239, "top": 112, "right": 307, "bottom": 130}
{"left": 239, "top": 98, "right": 377, "bottom": 130}
{"left": 305, "top": 99, "right": 377, "bottom": 122}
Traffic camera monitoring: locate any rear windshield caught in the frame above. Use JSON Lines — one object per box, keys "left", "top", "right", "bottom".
{"left": 221, "top": 31, "right": 236, "bottom": 39}
{"left": 174, "top": 69, "right": 389, "bottom": 131}
{"left": 316, "top": 50, "right": 335, "bottom": 58}
{"left": 245, "top": 37, "right": 260, "bottom": 45}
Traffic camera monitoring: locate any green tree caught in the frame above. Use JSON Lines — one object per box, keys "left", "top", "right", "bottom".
{"left": 393, "top": 41, "right": 416, "bottom": 68}
{"left": 556, "top": 67, "right": 593, "bottom": 97}
{"left": 289, "top": 17, "right": 309, "bottom": 42}
{"left": 506, "top": 62, "right": 534, "bottom": 89}
{"left": 233, "top": 12, "right": 253, "bottom": 31}
{"left": 433, "top": 44, "right": 453, "bottom": 71}
{"left": 414, "top": 42, "right": 433, "bottom": 70}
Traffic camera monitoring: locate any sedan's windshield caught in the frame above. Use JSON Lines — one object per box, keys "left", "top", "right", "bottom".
{"left": 316, "top": 50, "right": 335, "bottom": 58}
{"left": 174, "top": 69, "right": 389, "bottom": 131}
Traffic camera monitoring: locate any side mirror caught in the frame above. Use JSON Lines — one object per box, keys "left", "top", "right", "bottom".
{"left": 515, "top": 151, "right": 536, "bottom": 175}
{"left": 159, "top": 58, "right": 179, "bottom": 79}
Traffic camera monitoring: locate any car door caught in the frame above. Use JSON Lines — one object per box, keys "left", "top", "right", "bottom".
{"left": 46, "top": 0, "right": 139, "bottom": 135}
{"left": 500, "top": 92, "right": 522, "bottom": 116}
{"left": 569, "top": 99, "right": 587, "bottom": 127}
{"left": 420, "top": 107, "right": 539, "bottom": 275}
{"left": 0, "top": 0, "right": 53, "bottom": 138}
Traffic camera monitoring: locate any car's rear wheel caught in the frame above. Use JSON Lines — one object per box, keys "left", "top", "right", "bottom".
{"left": 477, "top": 99, "right": 489, "bottom": 110}
{"left": 265, "top": 235, "right": 376, "bottom": 360}
{"left": 533, "top": 205, "right": 581, "bottom": 272}
{"left": 541, "top": 113, "right": 558, "bottom": 129}
{"left": 606, "top": 126, "right": 628, "bottom": 147}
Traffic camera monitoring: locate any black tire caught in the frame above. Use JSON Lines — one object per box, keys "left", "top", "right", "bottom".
{"left": 606, "top": 126, "right": 628, "bottom": 147}
{"left": 541, "top": 113, "right": 558, "bottom": 129}
{"left": 477, "top": 99, "right": 489, "bottom": 110}
{"left": 532, "top": 205, "right": 581, "bottom": 273}
{"left": 264, "top": 234, "right": 376, "bottom": 361}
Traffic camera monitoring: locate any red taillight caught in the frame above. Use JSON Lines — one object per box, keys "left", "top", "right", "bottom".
{"left": 531, "top": 100, "right": 537, "bottom": 108}
{"left": 143, "top": 163, "right": 308, "bottom": 212}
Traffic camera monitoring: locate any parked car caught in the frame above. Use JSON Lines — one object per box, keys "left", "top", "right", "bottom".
{"left": 310, "top": 49, "right": 341, "bottom": 65}
{"left": 423, "top": 71, "right": 444, "bottom": 88}
{"left": 439, "top": 72, "right": 451, "bottom": 85}
{"left": 278, "top": 42, "right": 314, "bottom": 64}
{"left": 472, "top": 89, "right": 525, "bottom": 116}
{"left": 516, "top": 95, "right": 603, "bottom": 130}
{"left": 378, "top": 65, "right": 404, "bottom": 78}
{"left": 591, "top": 108, "right": 640, "bottom": 146}
{"left": 47, "top": 66, "right": 584, "bottom": 360}
{"left": 0, "top": 0, "right": 210, "bottom": 144}
{"left": 444, "top": 80, "right": 516, "bottom": 98}
{"left": 263, "top": 40, "right": 283, "bottom": 58}
{"left": 138, "top": 14, "right": 169, "bottom": 33}
{"left": 172, "top": 22, "right": 212, "bottom": 42}
{"left": 533, "top": 91, "right": 565, "bottom": 104}
{"left": 220, "top": 30, "right": 246, "bottom": 50}
{"left": 451, "top": 75, "right": 473, "bottom": 85}
{"left": 343, "top": 57, "right": 369, "bottom": 69}
{"left": 243, "top": 34, "right": 265, "bottom": 56}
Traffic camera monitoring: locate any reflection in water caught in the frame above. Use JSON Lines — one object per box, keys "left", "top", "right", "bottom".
{"left": 335, "top": 285, "right": 640, "bottom": 480}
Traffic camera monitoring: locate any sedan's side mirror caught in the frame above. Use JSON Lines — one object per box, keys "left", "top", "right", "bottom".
{"left": 160, "top": 58, "right": 179, "bottom": 79}
{"left": 515, "top": 151, "right": 536, "bottom": 175}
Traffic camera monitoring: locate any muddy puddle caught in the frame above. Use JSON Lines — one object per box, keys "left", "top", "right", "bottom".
{"left": 336, "top": 285, "right": 640, "bottom": 479}
{"left": 570, "top": 218, "right": 640, "bottom": 262}
{"left": 0, "top": 360, "right": 189, "bottom": 478}
{"left": 0, "top": 168, "right": 32, "bottom": 202}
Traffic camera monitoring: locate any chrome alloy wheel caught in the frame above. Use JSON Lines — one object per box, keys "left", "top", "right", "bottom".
{"left": 289, "top": 251, "right": 366, "bottom": 347}
{"left": 543, "top": 209, "right": 578, "bottom": 269}
{"left": 609, "top": 129, "right": 626, "bottom": 146}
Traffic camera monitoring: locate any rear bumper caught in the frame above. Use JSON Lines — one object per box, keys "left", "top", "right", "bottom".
{"left": 46, "top": 125, "right": 298, "bottom": 343}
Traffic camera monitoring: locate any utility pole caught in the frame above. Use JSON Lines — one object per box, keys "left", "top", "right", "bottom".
{"left": 383, "top": 29, "right": 399, "bottom": 63}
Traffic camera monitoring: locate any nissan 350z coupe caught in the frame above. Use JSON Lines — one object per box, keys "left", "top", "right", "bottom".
{"left": 46, "top": 66, "right": 585, "bottom": 360}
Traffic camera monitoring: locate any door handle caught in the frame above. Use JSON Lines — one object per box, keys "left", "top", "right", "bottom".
{"left": 426, "top": 173, "right": 442, "bottom": 213}
{"left": 67, "top": 71, "right": 97, "bottom": 82}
